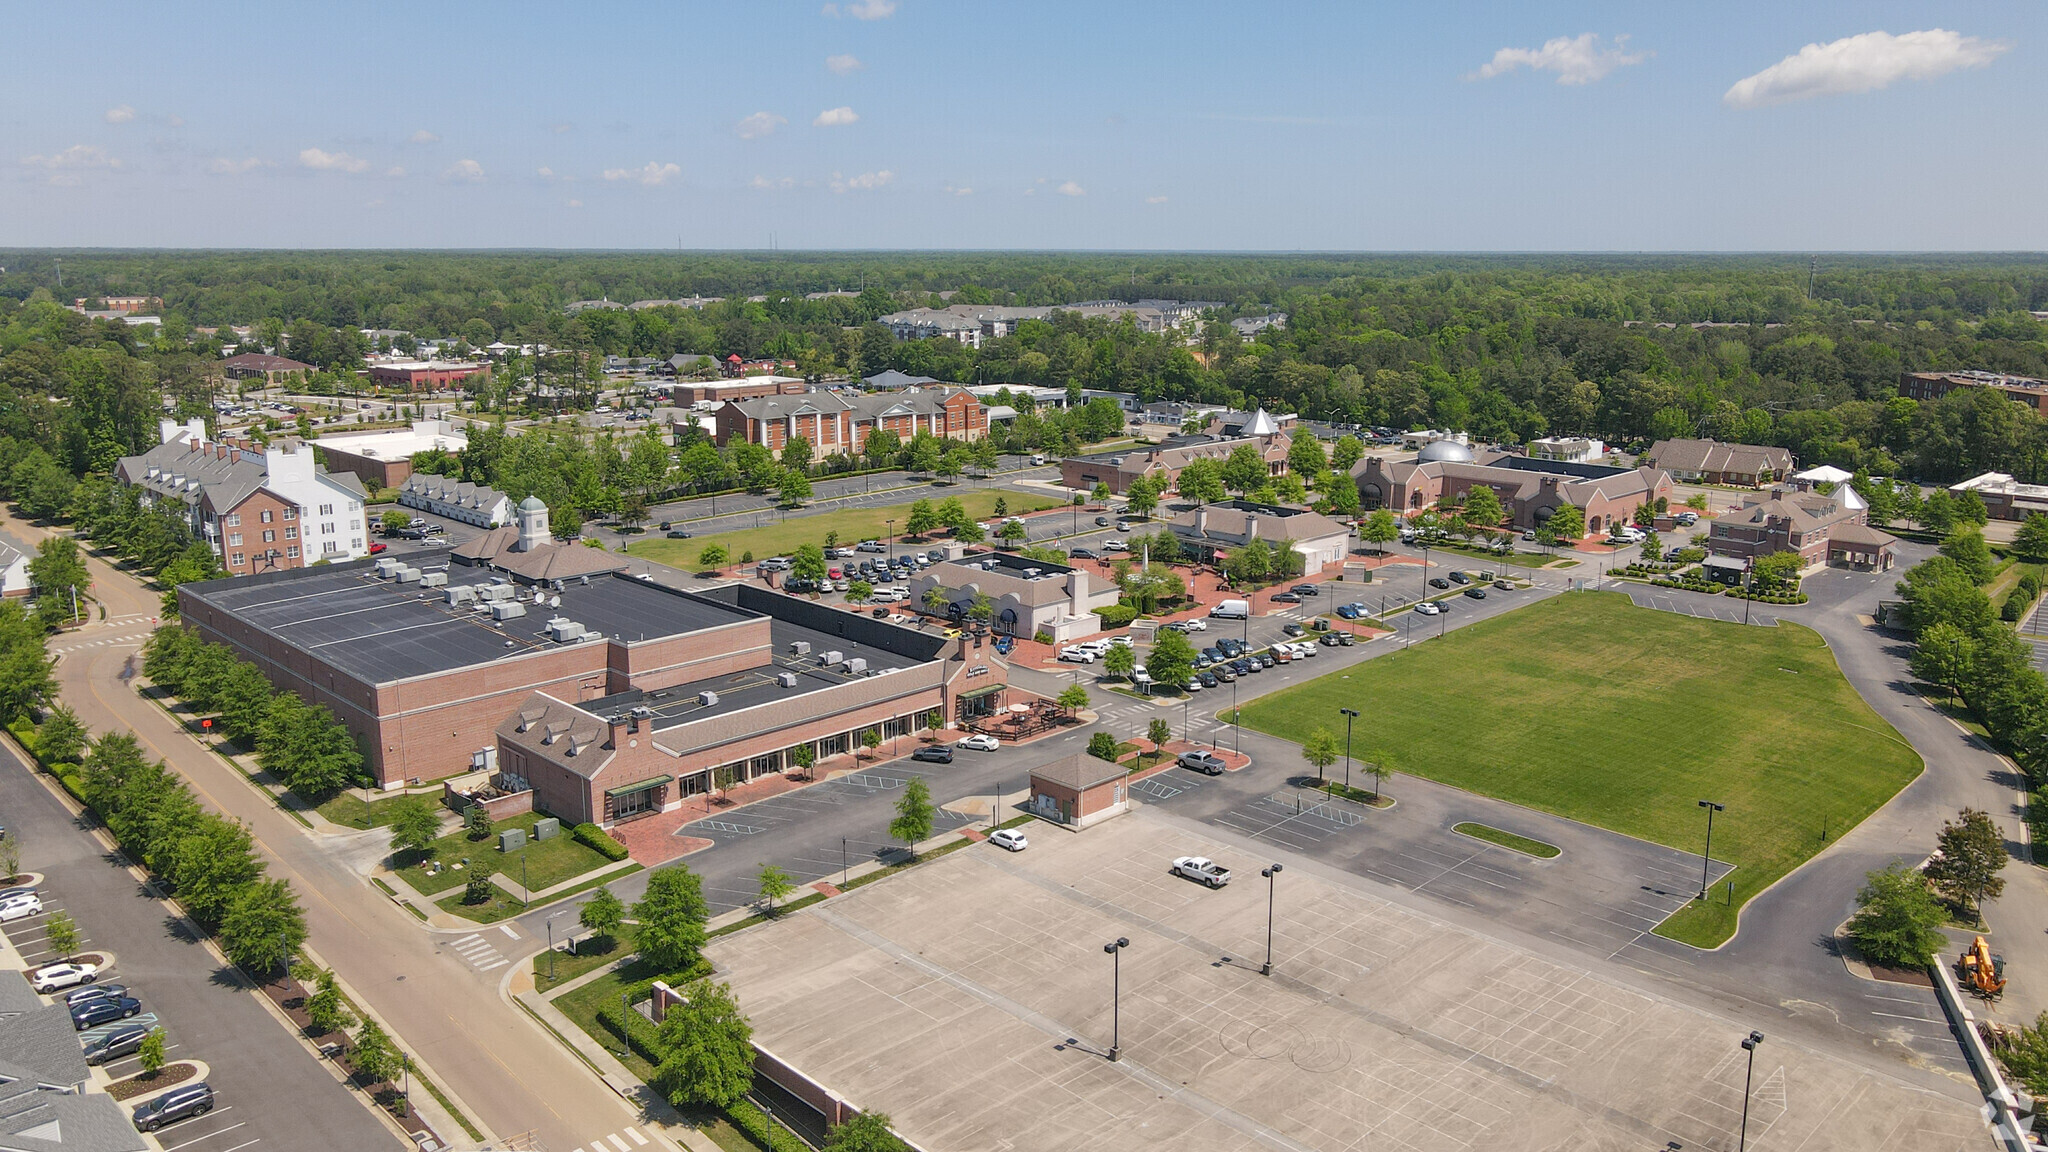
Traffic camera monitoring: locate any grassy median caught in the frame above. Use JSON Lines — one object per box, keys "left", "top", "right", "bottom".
{"left": 1236, "top": 591, "right": 1921, "bottom": 947}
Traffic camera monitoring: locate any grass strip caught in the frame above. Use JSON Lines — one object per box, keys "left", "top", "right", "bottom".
{"left": 411, "top": 1067, "right": 485, "bottom": 1143}
{"left": 839, "top": 835, "right": 977, "bottom": 893}
{"left": 1453, "top": 822, "right": 1562, "bottom": 858}
{"left": 707, "top": 891, "right": 829, "bottom": 939}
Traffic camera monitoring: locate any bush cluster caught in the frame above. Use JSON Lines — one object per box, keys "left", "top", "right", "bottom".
{"left": 1649, "top": 574, "right": 1723, "bottom": 595}
{"left": 573, "top": 823, "right": 630, "bottom": 861}
{"left": 1087, "top": 732, "right": 1120, "bottom": 761}
{"left": 2002, "top": 572, "right": 2042, "bottom": 623}
{"left": 143, "top": 627, "right": 364, "bottom": 798}
{"left": 1094, "top": 605, "right": 1139, "bottom": 629}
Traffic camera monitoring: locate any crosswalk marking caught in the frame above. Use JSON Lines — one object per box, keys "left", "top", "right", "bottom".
{"left": 572, "top": 1129, "right": 650, "bottom": 1152}
{"left": 448, "top": 931, "right": 509, "bottom": 972}
{"left": 626, "top": 1129, "right": 649, "bottom": 1146}
{"left": 608, "top": 1135, "right": 632, "bottom": 1152}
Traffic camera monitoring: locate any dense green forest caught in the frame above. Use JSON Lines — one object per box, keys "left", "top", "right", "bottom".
{"left": 5, "top": 251, "right": 2048, "bottom": 489}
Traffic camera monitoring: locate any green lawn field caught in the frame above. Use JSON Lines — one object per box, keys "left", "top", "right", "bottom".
{"left": 629, "top": 488, "right": 1065, "bottom": 571}
{"left": 1235, "top": 591, "right": 1922, "bottom": 946}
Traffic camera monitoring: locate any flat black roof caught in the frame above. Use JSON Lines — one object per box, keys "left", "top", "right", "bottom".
{"left": 586, "top": 617, "right": 926, "bottom": 730}
{"left": 958, "top": 550, "right": 1075, "bottom": 577}
{"left": 183, "top": 562, "right": 752, "bottom": 684}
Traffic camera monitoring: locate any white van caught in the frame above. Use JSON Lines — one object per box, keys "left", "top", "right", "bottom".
{"left": 1210, "top": 599, "right": 1251, "bottom": 620}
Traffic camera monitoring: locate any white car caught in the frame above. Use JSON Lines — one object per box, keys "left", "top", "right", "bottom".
{"left": 31, "top": 962, "right": 99, "bottom": 993}
{"left": 1116, "top": 520, "right": 1133, "bottom": 531}
{"left": 1413, "top": 601, "right": 1442, "bottom": 616}
{"left": 1058, "top": 646, "right": 1098, "bottom": 663}
{"left": 1108, "top": 635, "right": 1135, "bottom": 647}
{"left": 989, "top": 828, "right": 1029, "bottom": 852}
{"left": 0, "top": 893, "right": 42, "bottom": 922}
{"left": 1178, "top": 618, "right": 1207, "bottom": 632}
{"left": 1102, "top": 539, "right": 1129, "bottom": 552}
{"left": 959, "top": 733, "right": 1000, "bottom": 751}
{"left": 1171, "top": 856, "right": 1231, "bottom": 888}
{"left": 1184, "top": 677, "right": 1203, "bottom": 691}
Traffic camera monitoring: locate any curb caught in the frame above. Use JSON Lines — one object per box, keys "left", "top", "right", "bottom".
{"left": 111, "top": 1058, "right": 211, "bottom": 1109}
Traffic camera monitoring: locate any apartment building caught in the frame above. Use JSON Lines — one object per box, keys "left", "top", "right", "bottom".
{"left": 114, "top": 419, "right": 370, "bottom": 576}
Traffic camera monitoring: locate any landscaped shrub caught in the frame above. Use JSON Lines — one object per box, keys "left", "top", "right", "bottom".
{"left": 595, "top": 999, "right": 665, "bottom": 1065}
{"left": 573, "top": 823, "right": 630, "bottom": 861}
{"left": 1032, "top": 629, "right": 1054, "bottom": 645}
{"left": 1087, "top": 732, "right": 1119, "bottom": 761}
{"left": 726, "top": 1099, "right": 810, "bottom": 1152}
{"left": 1094, "top": 605, "right": 1139, "bottom": 629}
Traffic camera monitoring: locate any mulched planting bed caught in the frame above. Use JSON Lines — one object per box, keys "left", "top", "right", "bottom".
{"left": 108, "top": 1062, "right": 198, "bottom": 1101}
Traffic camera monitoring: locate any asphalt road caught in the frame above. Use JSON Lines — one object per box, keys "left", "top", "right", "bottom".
{"left": 0, "top": 743, "right": 398, "bottom": 1152}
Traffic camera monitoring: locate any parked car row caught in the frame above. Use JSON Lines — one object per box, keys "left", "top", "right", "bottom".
{"left": 10, "top": 888, "right": 216, "bottom": 1130}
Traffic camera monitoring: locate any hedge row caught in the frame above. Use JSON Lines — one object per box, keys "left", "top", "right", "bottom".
{"left": 573, "top": 823, "right": 630, "bottom": 861}
{"left": 1094, "top": 605, "right": 1138, "bottom": 629}
{"left": 725, "top": 1099, "right": 811, "bottom": 1152}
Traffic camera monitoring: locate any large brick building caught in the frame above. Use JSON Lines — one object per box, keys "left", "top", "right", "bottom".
{"left": 1644, "top": 439, "right": 1793, "bottom": 488}
{"left": 178, "top": 557, "right": 1002, "bottom": 803}
{"left": 1352, "top": 442, "right": 1671, "bottom": 537}
{"left": 366, "top": 359, "right": 489, "bottom": 390}
{"left": 1705, "top": 482, "right": 1896, "bottom": 570}
{"left": 1060, "top": 411, "right": 1291, "bottom": 496}
{"left": 1898, "top": 370, "right": 2048, "bottom": 413}
{"left": 713, "top": 386, "right": 988, "bottom": 452}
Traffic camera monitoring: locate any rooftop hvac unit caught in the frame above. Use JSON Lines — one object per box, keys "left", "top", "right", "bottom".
{"left": 697, "top": 690, "right": 719, "bottom": 707}
{"left": 483, "top": 584, "right": 515, "bottom": 601}
{"left": 375, "top": 558, "right": 401, "bottom": 578}
{"left": 790, "top": 640, "right": 812, "bottom": 656}
{"left": 775, "top": 671, "right": 799, "bottom": 688}
{"left": 547, "top": 618, "right": 586, "bottom": 642}
{"left": 818, "top": 650, "right": 843, "bottom": 666}
{"left": 445, "top": 586, "right": 476, "bottom": 606}
{"left": 490, "top": 575, "right": 511, "bottom": 585}
{"left": 1023, "top": 568, "right": 1041, "bottom": 578}
{"left": 420, "top": 571, "right": 448, "bottom": 588}
{"left": 396, "top": 567, "right": 421, "bottom": 583}
{"left": 491, "top": 600, "right": 527, "bottom": 621}
{"left": 845, "top": 657, "right": 867, "bottom": 675}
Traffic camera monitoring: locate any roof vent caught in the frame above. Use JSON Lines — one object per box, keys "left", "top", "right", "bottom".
{"left": 775, "top": 671, "right": 798, "bottom": 688}
{"left": 697, "top": 690, "right": 719, "bottom": 707}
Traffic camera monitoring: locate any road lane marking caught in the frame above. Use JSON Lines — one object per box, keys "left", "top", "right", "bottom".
{"left": 500, "top": 924, "right": 519, "bottom": 938}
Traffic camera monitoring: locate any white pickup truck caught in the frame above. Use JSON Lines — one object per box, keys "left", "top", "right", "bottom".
{"left": 1171, "top": 856, "right": 1231, "bottom": 888}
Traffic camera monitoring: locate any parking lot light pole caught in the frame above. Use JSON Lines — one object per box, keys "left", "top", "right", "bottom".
{"left": 1182, "top": 696, "right": 1190, "bottom": 745}
{"left": 1260, "top": 865, "right": 1282, "bottom": 976}
{"left": 1738, "top": 1031, "right": 1765, "bottom": 1151}
{"left": 886, "top": 519, "right": 895, "bottom": 565}
{"left": 1104, "top": 937, "right": 1130, "bottom": 1061}
{"left": 1340, "top": 708, "right": 1359, "bottom": 791}
{"left": 1696, "top": 800, "right": 1725, "bottom": 900}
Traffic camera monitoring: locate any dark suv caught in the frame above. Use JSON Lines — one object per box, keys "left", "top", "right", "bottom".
{"left": 133, "top": 1083, "right": 214, "bottom": 1132}
{"left": 72, "top": 995, "right": 141, "bottom": 1031}
{"left": 911, "top": 745, "right": 954, "bottom": 764}
{"left": 84, "top": 1022, "right": 152, "bottom": 1066}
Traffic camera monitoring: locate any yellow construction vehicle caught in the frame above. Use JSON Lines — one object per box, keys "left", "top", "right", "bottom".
{"left": 1959, "top": 935, "right": 2007, "bottom": 1000}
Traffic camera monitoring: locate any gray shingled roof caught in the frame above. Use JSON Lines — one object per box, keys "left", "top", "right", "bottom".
{"left": 0, "top": 1069, "right": 149, "bottom": 1152}
{"left": 1030, "top": 753, "right": 1127, "bottom": 791}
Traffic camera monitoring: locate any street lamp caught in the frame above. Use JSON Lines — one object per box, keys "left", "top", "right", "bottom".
{"left": 885, "top": 519, "right": 895, "bottom": 565}
{"left": 1103, "top": 937, "right": 1130, "bottom": 1061}
{"left": 1738, "top": 1031, "right": 1765, "bottom": 1152}
{"left": 1696, "top": 800, "right": 1725, "bottom": 900}
{"left": 1259, "top": 864, "right": 1282, "bottom": 976}
{"left": 1340, "top": 707, "right": 1359, "bottom": 791}
{"left": 1182, "top": 696, "right": 1190, "bottom": 746}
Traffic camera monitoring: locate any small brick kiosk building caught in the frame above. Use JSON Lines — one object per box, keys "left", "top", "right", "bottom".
{"left": 1028, "top": 754, "right": 1130, "bottom": 829}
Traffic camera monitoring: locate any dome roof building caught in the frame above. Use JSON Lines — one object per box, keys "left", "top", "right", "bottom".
{"left": 1415, "top": 439, "right": 1475, "bottom": 464}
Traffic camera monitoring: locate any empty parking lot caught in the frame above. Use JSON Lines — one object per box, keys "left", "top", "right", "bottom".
{"left": 708, "top": 808, "right": 1980, "bottom": 1152}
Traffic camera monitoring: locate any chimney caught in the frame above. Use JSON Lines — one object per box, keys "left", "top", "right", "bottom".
{"left": 607, "top": 714, "right": 631, "bottom": 748}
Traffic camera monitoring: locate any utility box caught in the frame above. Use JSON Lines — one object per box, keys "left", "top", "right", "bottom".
{"left": 498, "top": 828, "right": 527, "bottom": 853}
{"left": 533, "top": 817, "right": 560, "bottom": 841}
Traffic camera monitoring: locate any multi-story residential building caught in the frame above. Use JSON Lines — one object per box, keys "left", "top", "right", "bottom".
{"left": 114, "top": 419, "right": 369, "bottom": 576}
{"left": 0, "top": 528, "right": 31, "bottom": 597}
{"left": 397, "top": 472, "right": 513, "bottom": 527}
{"left": 1643, "top": 438, "right": 1793, "bottom": 487}
{"left": 1229, "top": 313, "right": 1288, "bottom": 341}
{"left": 713, "top": 387, "right": 988, "bottom": 451}
{"left": 1352, "top": 441, "right": 1671, "bottom": 537}
{"left": 1898, "top": 370, "right": 2048, "bottom": 413}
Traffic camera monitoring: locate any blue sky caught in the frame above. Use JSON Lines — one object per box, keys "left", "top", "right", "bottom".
{"left": 4, "top": 1, "right": 2041, "bottom": 250}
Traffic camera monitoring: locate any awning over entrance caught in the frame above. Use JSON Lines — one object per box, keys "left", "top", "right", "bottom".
{"left": 956, "top": 683, "right": 1008, "bottom": 702}
{"left": 605, "top": 774, "right": 675, "bottom": 798}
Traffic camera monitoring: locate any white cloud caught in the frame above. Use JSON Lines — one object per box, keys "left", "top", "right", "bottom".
{"left": 813, "top": 106, "right": 859, "bottom": 128}
{"left": 104, "top": 104, "right": 136, "bottom": 124}
{"left": 830, "top": 169, "right": 893, "bottom": 193}
{"left": 826, "top": 54, "right": 864, "bottom": 75}
{"left": 567, "top": 198, "right": 583, "bottom": 208}
{"left": 736, "top": 111, "right": 788, "bottom": 139}
{"left": 444, "top": 159, "right": 484, "bottom": 181}
{"left": 1724, "top": 28, "right": 2008, "bottom": 109}
{"left": 410, "top": 129, "right": 441, "bottom": 144}
{"left": 1471, "top": 33, "right": 1647, "bottom": 86}
{"left": 1145, "top": 195, "right": 1169, "bottom": 204}
{"left": 386, "top": 166, "right": 408, "bottom": 178}
{"left": 299, "top": 147, "right": 369, "bottom": 173}
{"left": 537, "top": 166, "right": 555, "bottom": 177}
{"left": 549, "top": 122, "right": 573, "bottom": 134}
{"left": 1056, "top": 180, "right": 1085, "bottom": 197}
{"left": 943, "top": 184, "right": 972, "bottom": 197}
{"left": 750, "top": 175, "right": 796, "bottom": 191}
{"left": 822, "top": 0, "right": 895, "bottom": 18}
{"left": 604, "top": 161, "right": 681, "bottom": 186}
{"left": 208, "top": 157, "right": 265, "bottom": 175}
{"left": 23, "top": 144, "right": 121, "bottom": 170}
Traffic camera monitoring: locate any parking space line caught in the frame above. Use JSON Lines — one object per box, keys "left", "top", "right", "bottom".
{"left": 1870, "top": 1010, "right": 1947, "bottom": 1024}
{"left": 214, "top": 1140, "right": 261, "bottom": 1152}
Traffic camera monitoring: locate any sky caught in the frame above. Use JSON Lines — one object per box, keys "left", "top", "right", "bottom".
{"left": 3, "top": 1, "right": 2043, "bottom": 251}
